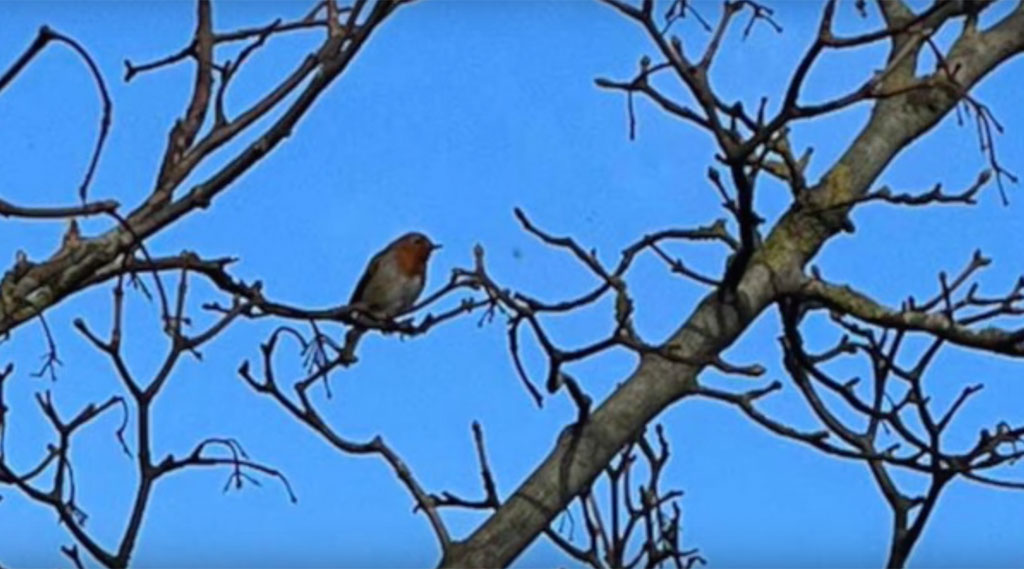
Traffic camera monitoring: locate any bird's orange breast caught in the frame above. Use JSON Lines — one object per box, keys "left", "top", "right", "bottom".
{"left": 394, "top": 244, "right": 427, "bottom": 277}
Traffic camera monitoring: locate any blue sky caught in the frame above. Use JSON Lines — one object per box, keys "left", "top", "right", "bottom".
{"left": 1, "top": 1, "right": 1023, "bottom": 567}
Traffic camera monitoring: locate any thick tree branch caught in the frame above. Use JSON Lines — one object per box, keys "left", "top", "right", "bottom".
{"left": 798, "top": 277, "right": 1024, "bottom": 358}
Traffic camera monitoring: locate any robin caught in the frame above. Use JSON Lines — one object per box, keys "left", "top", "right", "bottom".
{"left": 341, "top": 231, "right": 442, "bottom": 362}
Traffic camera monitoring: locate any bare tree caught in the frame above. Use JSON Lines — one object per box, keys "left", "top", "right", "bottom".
{"left": 431, "top": 1, "right": 1024, "bottom": 566}
{"left": 2, "top": 0, "right": 1024, "bottom": 568}
{"left": 0, "top": 1, "right": 415, "bottom": 567}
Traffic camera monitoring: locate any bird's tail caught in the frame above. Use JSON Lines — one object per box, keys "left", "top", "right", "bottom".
{"left": 341, "top": 326, "right": 365, "bottom": 365}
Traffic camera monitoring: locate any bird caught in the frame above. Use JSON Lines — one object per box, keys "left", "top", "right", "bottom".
{"left": 341, "top": 231, "right": 441, "bottom": 363}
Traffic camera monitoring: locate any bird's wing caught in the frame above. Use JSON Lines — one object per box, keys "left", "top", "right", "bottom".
{"left": 349, "top": 250, "right": 385, "bottom": 305}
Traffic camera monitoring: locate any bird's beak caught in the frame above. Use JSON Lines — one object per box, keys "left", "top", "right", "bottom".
{"left": 431, "top": 243, "right": 443, "bottom": 251}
